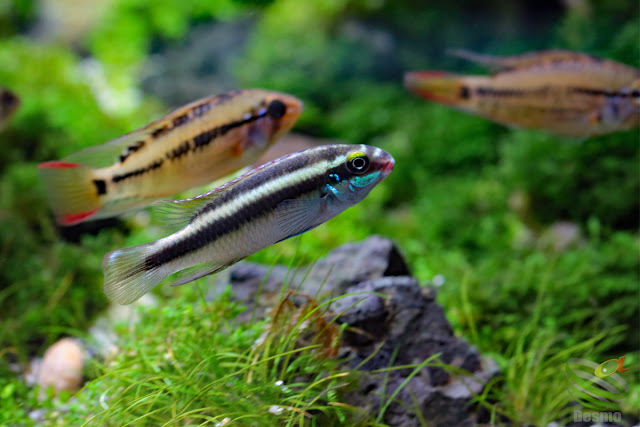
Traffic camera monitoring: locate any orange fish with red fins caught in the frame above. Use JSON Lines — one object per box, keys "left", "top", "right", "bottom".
{"left": 38, "top": 89, "right": 302, "bottom": 226}
{"left": 404, "top": 49, "right": 640, "bottom": 138}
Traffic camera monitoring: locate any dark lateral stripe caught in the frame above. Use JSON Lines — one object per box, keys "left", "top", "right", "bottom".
{"left": 145, "top": 146, "right": 345, "bottom": 268}
{"left": 112, "top": 159, "right": 164, "bottom": 183}
{"left": 144, "top": 175, "right": 325, "bottom": 269}
{"left": 166, "top": 141, "right": 191, "bottom": 161}
{"left": 194, "top": 146, "right": 339, "bottom": 219}
{"left": 475, "top": 87, "right": 525, "bottom": 97}
{"left": 192, "top": 110, "right": 266, "bottom": 151}
{"left": 569, "top": 87, "right": 640, "bottom": 98}
{"left": 162, "top": 109, "right": 267, "bottom": 162}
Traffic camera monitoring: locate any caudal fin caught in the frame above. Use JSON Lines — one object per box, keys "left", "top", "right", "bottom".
{"left": 37, "top": 161, "right": 102, "bottom": 225}
{"left": 103, "top": 243, "right": 170, "bottom": 305}
{"left": 404, "top": 71, "right": 468, "bottom": 106}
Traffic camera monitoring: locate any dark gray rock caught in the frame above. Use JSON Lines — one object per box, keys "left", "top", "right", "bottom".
{"left": 334, "top": 276, "right": 498, "bottom": 427}
{"left": 219, "top": 235, "right": 410, "bottom": 320}
{"left": 220, "top": 236, "right": 497, "bottom": 426}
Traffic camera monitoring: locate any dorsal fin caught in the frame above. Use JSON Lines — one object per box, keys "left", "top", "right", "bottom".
{"left": 152, "top": 188, "right": 223, "bottom": 231}
{"left": 448, "top": 49, "right": 601, "bottom": 73}
{"left": 64, "top": 99, "right": 213, "bottom": 168}
{"left": 153, "top": 149, "right": 301, "bottom": 231}
{"left": 63, "top": 125, "right": 166, "bottom": 169}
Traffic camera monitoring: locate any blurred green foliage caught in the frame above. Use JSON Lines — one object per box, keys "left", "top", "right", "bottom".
{"left": 0, "top": 0, "right": 638, "bottom": 424}
{"left": 43, "top": 286, "right": 386, "bottom": 426}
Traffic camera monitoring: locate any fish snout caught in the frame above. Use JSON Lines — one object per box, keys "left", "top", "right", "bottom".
{"left": 281, "top": 95, "right": 304, "bottom": 125}
{"left": 382, "top": 156, "right": 395, "bottom": 175}
{"left": 373, "top": 148, "right": 395, "bottom": 175}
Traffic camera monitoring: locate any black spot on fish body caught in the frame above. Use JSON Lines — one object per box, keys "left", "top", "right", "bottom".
{"left": 173, "top": 114, "right": 190, "bottom": 128}
{"left": 166, "top": 140, "right": 192, "bottom": 160}
{"left": 151, "top": 126, "right": 169, "bottom": 139}
{"left": 120, "top": 140, "right": 146, "bottom": 163}
{"left": 192, "top": 102, "right": 211, "bottom": 117}
{"left": 459, "top": 86, "right": 470, "bottom": 100}
{"left": 93, "top": 179, "right": 107, "bottom": 195}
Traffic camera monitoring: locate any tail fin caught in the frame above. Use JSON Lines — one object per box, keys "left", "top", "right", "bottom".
{"left": 37, "top": 161, "right": 102, "bottom": 225}
{"left": 404, "top": 71, "right": 467, "bottom": 106}
{"left": 103, "top": 243, "right": 170, "bottom": 305}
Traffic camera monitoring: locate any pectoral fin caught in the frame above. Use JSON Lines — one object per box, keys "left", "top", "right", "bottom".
{"left": 275, "top": 196, "right": 327, "bottom": 239}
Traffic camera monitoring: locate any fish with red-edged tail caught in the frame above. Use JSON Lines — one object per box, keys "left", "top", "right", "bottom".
{"left": 38, "top": 89, "right": 303, "bottom": 225}
{"left": 103, "top": 144, "right": 395, "bottom": 305}
{"left": 0, "top": 88, "right": 20, "bottom": 129}
{"left": 404, "top": 49, "right": 640, "bottom": 137}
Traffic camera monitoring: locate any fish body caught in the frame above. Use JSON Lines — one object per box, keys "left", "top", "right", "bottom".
{"left": 38, "top": 89, "right": 303, "bottom": 225}
{"left": 405, "top": 50, "right": 640, "bottom": 137}
{"left": 103, "top": 144, "right": 395, "bottom": 305}
{"left": 0, "top": 88, "right": 20, "bottom": 129}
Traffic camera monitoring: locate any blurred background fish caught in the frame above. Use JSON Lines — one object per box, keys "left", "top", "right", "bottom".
{"left": 103, "top": 144, "right": 395, "bottom": 304}
{"left": 405, "top": 50, "right": 640, "bottom": 137}
{"left": 37, "top": 89, "right": 302, "bottom": 225}
{"left": 0, "top": 88, "right": 20, "bottom": 129}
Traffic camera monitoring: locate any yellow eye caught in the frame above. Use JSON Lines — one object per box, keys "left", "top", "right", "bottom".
{"left": 347, "top": 151, "right": 369, "bottom": 174}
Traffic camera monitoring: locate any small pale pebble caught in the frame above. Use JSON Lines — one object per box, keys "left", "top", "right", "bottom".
{"left": 215, "top": 417, "right": 231, "bottom": 426}
{"left": 37, "top": 337, "right": 85, "bottom": 399}
{"left": 268, "top": 405, "right": 284, "bottom": 415}
{"left": 432, "top": 274, "right": 446, "bottom": 287}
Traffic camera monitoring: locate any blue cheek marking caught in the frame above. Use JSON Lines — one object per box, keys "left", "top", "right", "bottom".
{"left": 350, "top": 171, "right": 381, "bottom": 188}
{"left": 325, "top": 184, "right": 340, "bottom": 197}
{"left": 329, "top": 173, "right": 340, "bottom": 182}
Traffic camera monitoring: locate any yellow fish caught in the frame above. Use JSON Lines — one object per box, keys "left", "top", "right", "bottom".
{"left": 0, "top": 88, "right": 20, "bottom": 129}
{"left": 38, "top": 89, "right": 302, "bottom": 225}
{"left": 404, "top": 50, "right": 640, "bottom": 137}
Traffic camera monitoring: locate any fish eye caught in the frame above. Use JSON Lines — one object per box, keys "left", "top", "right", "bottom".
{"left": 347, "top": 151, "right": 369, "bottom": 175}
{"left": 267, "top": 99, "right": 287, "bottom": 119}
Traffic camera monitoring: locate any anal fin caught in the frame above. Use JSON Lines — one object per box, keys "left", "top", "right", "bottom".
{"left": 170, "top": 260, "right": 241, "bottom": 287}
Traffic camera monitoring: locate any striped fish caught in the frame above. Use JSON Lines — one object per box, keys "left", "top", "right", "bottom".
{"left": 0, "top": 88, "right": 20, "bottom": 129}
{"left": 38, "top": 89, "right": 302, "bottom": 225}
{"left": 405, "top": 50, "right": 640, "bottom": 137}
{"left": 103, "top": 144, "right": 395, "bottom": 305}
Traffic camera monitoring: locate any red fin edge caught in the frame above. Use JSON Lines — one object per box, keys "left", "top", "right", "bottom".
{"left": 404, "top": 71, "right": 460, "bottom": 105}
{"left": 38, "top": 161, "right": 82, "bottom": 169}
{"left": 59, "top": 209, "right": 99, "bottom": 226}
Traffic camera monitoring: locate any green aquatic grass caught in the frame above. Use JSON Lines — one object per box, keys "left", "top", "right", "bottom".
{"left": 28, "top": 282, "right": 436, "bottom": 426}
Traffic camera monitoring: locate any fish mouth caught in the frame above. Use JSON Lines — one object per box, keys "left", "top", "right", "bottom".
{"left": 381, "top": 158, "right": 395, "bottom": 175}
